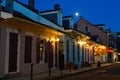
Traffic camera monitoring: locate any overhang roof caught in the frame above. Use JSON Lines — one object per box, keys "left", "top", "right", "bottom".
{"left": 0, "top": 15, "right": 65, "bottom": 38}
{"left": 65, "top": 28, "right": 90, "bottom": 38}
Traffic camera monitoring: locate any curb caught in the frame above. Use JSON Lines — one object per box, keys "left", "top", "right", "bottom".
{"left": 46, "top": 64, "right": 112, "bottom": 80}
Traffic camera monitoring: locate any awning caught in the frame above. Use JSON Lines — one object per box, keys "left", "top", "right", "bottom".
{"left": 0, "top": 17, "right": 65, "bottom": 38}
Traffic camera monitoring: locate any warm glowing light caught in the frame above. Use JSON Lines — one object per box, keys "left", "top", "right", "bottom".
{"left": 77, "top": 41, "right": 81, "bottom": 44}
{"left": 50, "top": 38, "right": 60, "bottom": 42}
{"left": 86, "top": 44, "right": 89, "bottom": 47}
{"left": 78, "top": 41, "right": 86, "bottom": 45}
{"left": 50, "top": 38, "right": 55, "bottom": 42}
{"left": 56, "top": 38, "right": 60, "bottom": 41}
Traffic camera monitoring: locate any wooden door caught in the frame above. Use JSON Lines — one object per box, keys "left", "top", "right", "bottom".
{"left": 8, "top": 32, "right": 18, "bottom": 72}
{"left": 55, "top": 42, "right": 58, "bottom": 68}
{"left": 45, "top": 41, "right": 53, "bottom": 68}
{"left": 49, "top": 44, "right": 53, "bottom": 68}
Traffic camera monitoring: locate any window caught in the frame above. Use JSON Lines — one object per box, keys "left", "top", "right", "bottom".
{"left": 73, "top": 42, "right": 75, "bottom": 62}
{"left": 36, "top": 38, "right": 45, "bottom": 63}
{"left": 84, "top": 26, "right": 89, "bottom": 33}
{"left": 24, "top": 35, "right": 32, "bottom": 63}
{"left": 82, "top": 45, "right": 84, "bottom": 62}
{"left": 66, "top": 40, "right": 69, "bottom": 62}
{"left": 77, "top": 44, "right": 80, "bottom": 62}
{"left": 63, "top": 20, "right": 70, "bottom": 28}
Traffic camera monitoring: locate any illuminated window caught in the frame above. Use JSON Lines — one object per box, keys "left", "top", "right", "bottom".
{"left": 40, "top": 40, "right": 44, "bottom": 61}
{"left": 36, "top": 38, "right": 45, "bottom": 63}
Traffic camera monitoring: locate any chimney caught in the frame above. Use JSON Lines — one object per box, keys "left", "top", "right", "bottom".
{"left": 5, "top": 0, "right": 13, "bottom": 12}
{"left": 54, "top": 4, "right": 61, "bottom": 10}
{"left": 80, "top": 16, "right": 83, "bottom": 19}
{"left": 28, "top": 0, "right": 34, "bottom": 9}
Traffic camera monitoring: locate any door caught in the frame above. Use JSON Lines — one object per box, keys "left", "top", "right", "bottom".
{"left": 49, "top": 43, "right": 53, "bottom": 68}
{"left": 45, "top": 41, "right": 53, "bottom": 68}
{"left": 8, "top": 32, "right": 18, "bottom": 72}
{"left": 55, "top": 42, "right": 58, "bottom": 68}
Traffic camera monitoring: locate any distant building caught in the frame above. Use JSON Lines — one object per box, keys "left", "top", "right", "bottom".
{"left": 75, "top": 16, "right": 107, "bottom": 46}
{"left": 114, "top": 32, "right": 120, "bottom": 61}
{"left": 75, "top": 16, "right": 108, "bottom": 63}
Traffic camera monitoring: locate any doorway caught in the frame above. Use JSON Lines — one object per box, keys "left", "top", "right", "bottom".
{"left": 8, "top": 32, "right": 18, "bottom": 72}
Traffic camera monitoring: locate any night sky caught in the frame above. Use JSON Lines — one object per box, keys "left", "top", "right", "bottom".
{"left": 19, "top": 0, "right": 120, "bottom": 32}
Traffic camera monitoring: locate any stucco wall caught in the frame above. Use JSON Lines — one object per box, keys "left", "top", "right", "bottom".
{"left": 0, "top": 27, "right": 49, "bottom": 77}
{"left": 19, "top": 31, "right": 49, "bottom": 75}
{"left": 0, "top": 26, "right": 7, "bottom": 77}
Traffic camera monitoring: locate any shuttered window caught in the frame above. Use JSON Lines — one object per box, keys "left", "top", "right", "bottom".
{"left": 36, "top": 38, "right": 40, "bottom": 63}
{"left": 24, "top": 35, "right": 32, "bottom": 63}
{"left": 66, "top": 40, "right": 69, "bottom": 62}
{"left": 45, "top": 41, "right": 49, "bottom": 63}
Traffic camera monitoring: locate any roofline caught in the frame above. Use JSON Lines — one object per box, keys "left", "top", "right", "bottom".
{"left": 64, "top": 28, "right": 90, "bottom": 38}
{"left": 75, "top": 17, "right": 107, "bottom": 34}
{"left": 62, "top": 15, "right": 73, "bottom": 18}
{"left": 12, "top": 15, "right": 65, "bottom": 34}
{"left": 40, "top": 9, "right": 62, "bottom": 13}
{"left": 15, "top": 0, "right": 39, "bottom": 14}
{"left": 94, "top": 24, "right": 105, "bottom": 26}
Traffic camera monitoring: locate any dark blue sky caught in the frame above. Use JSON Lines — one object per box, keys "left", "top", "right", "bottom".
{"left": 19, "top": 0, "right": 120, "bottom": 32}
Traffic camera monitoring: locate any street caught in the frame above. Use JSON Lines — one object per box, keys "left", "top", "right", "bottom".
{"left": 56, "top": 63, "right": 120, "bottom": 80}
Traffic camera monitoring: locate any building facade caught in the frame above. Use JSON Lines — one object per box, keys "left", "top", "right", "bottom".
{"left": 0, "top": 0, "right": 113, "bottom": 78}
{"left": 75, "top": 16, "right": 108, "bottom": 63}
{"left": 0, "top": 0, "right": 64, "bottom": 77}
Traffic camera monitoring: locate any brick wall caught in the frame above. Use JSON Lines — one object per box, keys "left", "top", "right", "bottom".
{"left": 76, "top": 17, "right": 107, "bottom": 46}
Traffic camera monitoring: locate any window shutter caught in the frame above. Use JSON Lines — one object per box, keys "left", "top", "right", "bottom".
{"left": 45, "top": 41, "right": 49, "bottom": 63}
{"left": 36, "top": 38, "right": 41, "bottom": 63}
{"left": 24, "top": 36, "right": 32, "bottom": 63}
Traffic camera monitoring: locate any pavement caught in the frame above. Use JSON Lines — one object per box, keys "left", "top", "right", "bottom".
{"left": 3, "top": 63, "right": 113, "bottom": 80}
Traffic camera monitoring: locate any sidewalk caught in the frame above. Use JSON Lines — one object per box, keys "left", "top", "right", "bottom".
{"left": 7, "top": 63, "right": 112, "bottom": 80}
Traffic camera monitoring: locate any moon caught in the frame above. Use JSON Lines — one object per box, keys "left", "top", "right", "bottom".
{"left": 75, "top": 12, "right": 79, "bottom": 16}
